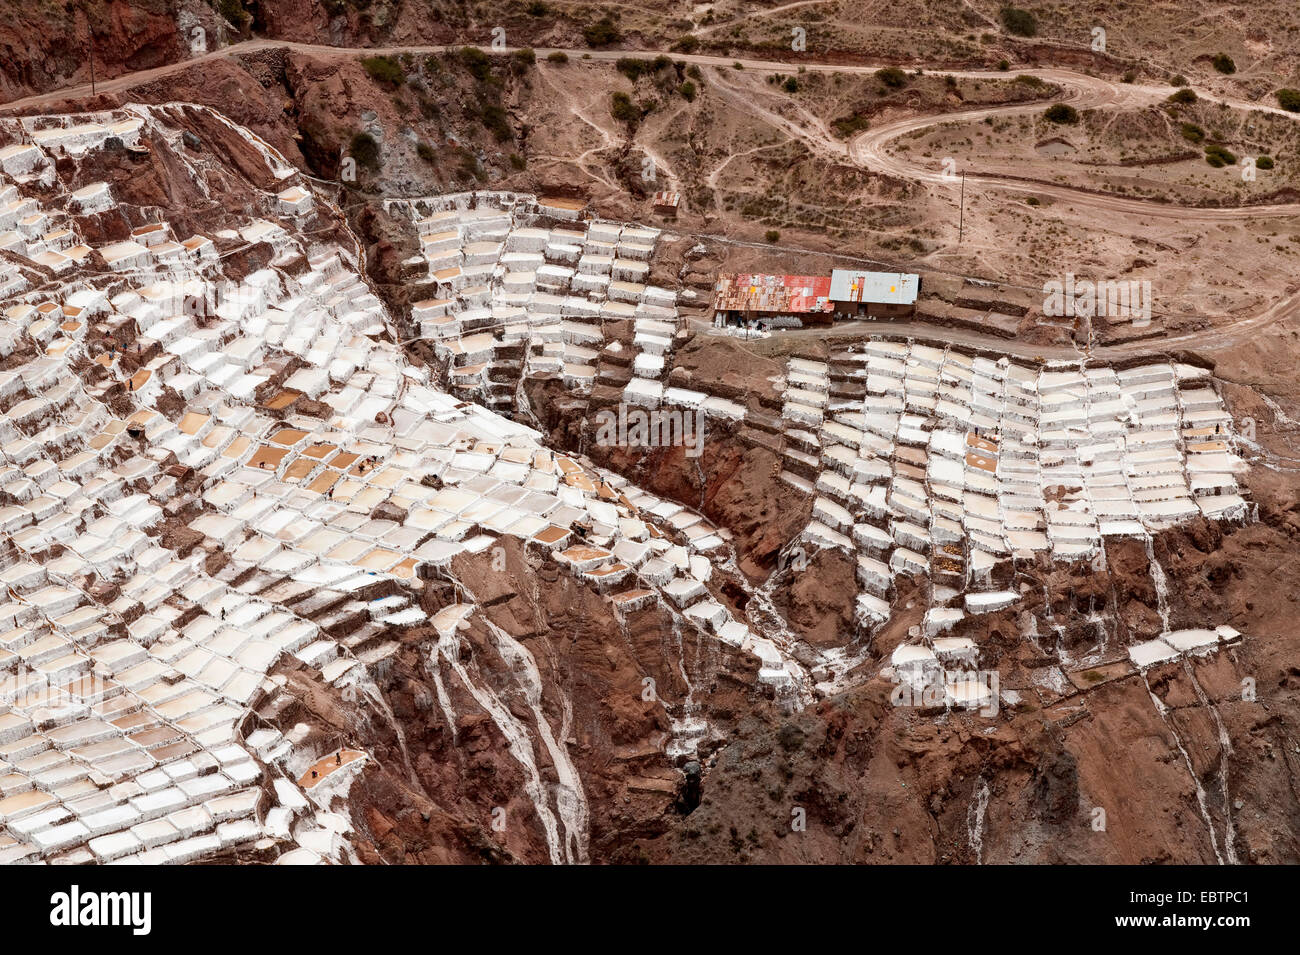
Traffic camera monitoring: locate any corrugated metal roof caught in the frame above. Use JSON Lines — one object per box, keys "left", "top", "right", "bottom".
{"left": 714, "top": 274, "right": 833, "bottom": 314}
{"left": 652, "top": 191, "right": 680, "bottom": 207}
{"left": 829, "top": 269, "right": 919, "bottom": 305}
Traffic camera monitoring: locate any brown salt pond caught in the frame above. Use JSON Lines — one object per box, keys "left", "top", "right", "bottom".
{"left": 179, "top": 411, "right": 209, "bottom": 435}
{"left": 283, "top": 457, "right": 316, "bottom": 481}
{"left": 306, "top": 470, "right": 340, "bottom": 494}
{"left": 247, "top": 444, "right": 289, "bottom": 469}
{"left": 270, "top": 427, "right": 309, "bottom": 446}
{"left": 539, "top": 196, "right": 586, "bottom": 211}
{"left": 265, "top": 389, "right": 301, "bottom": 411}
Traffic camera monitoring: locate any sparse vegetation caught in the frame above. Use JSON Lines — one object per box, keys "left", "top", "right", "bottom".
{"left": 525, "top": 0, "right": 548, "bottom": 15}
{"left": 361, "top": 55, "right": 404, "bottom": 87}
{"left": 765, "top": 229, "right": 780, "bottom": 243}
{"left": 1000, "top": 7, "right": 1037, "bottom": 37}
{"left": 1044, "top": 103, "right": 1079, "bottom": 124}
{"left": 1171, "top": 74, "right": 1188, "bottom": 87}
{"left": 456, "top": 147, "right": 483, "bottom": 182}
{"left": 217, "top": 0, "right": 250, "bottom": 30}
{"left": 1277, "top": 89, "right": 1300, "bottom": 113}
{"left": 478, "top": 102, "right": 513, "bottom": 141}
{"left": 583, "top": 15, "right": 621, "bottom": 47}
{"left": 673, "top": 34, "right": 700, "bottom": 54}
{"left": 348, "top": 131, "right": 380, "bottom": 171}
{"left": 617, "top": 57, "right": 653, "bottom": 81}
{"left": 832, "top": 113, "right": 870, "bottom": 138}
{"left": 1205, "top": 143, "right": 1237, "bottom": 167}
{"left": 782, "top": 77, "right": 798, "bottom": 94}
{"left": 679, "top": 81, "right": 697, "bottom": 102}
{"left": 1167, "top": 88, "right": 1197, "bottom": 106}
{"left": 546, "top": 51, "right": 568, "bottom": 64}
{"left": 1180, "top": 122, "right": 1205, "bottom": 143}
{"left": 876, "top": 67, "right": 907, "bottom": 89}
{"left": 1211, "top": 53, "right": 1236, "bottom": 74}
{"left": 1256, "top": 155, "right": 1275, "bottom": 170}
{"left": 610, "top": 91, "right": 640, "bottom": 124}
{"left": 459, "top": 46, "right": 493, "bottom": 83}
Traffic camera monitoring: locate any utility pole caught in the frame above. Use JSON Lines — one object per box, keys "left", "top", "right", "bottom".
{"left": 958, "top": 171, "right": 965, "bottom": 244}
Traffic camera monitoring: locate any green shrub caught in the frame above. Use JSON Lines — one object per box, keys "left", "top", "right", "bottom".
{"left": 1277, "top": 88, "right": 1300, "bottom": 112}
{"left": 479, "top": 103, "right": 513, "bottom": 141}
{"left": 782, "top": 77, "right": 798, "bottom": 93}
{"left": 459, "top": 46, "right": 493, "bottom": 82}
{"left": 679, "top": 80, "right": 697, "bottom": 102}
{"left": 1211, "top": 53, "right": 1235, "bottom": 74}
{"left": 1256, "top": 155, "right": 1275, "bottom": 170}
{"left": 547, "top": 51, "right": 568, "bottom": 64}
{"left": 458, "top": 150, "right": 483, "bottom": 181}
{"left": 610, "top": 91, "right": 639, "bottom": 124}
{"left": 1171, "top": 74, "right": 1187, "bottom": 87}
{"left": 673, "top": 34, "right": 700, "bottom": 54}
{"left": 1166, "top": 88, "right": 1197, "bottom": 105}
{"left": 361, "top": 55, "right": 404, "bottom": 86}
{"left": 583, "top": 16, "right": 621, "bottom": 46}
{"left": 416, "top": 142, "right": 435, "bottom": 162}
{"left": 1121, "top": 70, "right": 1136, "bottom": 83}
{"left": 349, "top": 132, "right": 380, "bottom": 171}
{"left": 997, "top": 59, "right": 1010, "bottom": 71}
{"left": 1044, "top": 103, "right": 1079, "bottom": 124}
{"left": 876, "top": 66, "right": 906, "bottom": 88}
{"left": 514, "top": 48, "right": 537, "bottom": 67}
{"left": 218, "top": 0, "right": 250, "bottom": 30}
{"left": 1000, "top": 7, "right": 1037, "bottom": 37}
{"left": 1179, "top": 122, "right": 1205, "bottom": 142}
{"left": 617, "top": 57, "right": 651, "bottom": 81}
{"left": 525, "top": 0, "right": 548, "bottom": 15}
{"left": 831, "top": 114, "right": 870, "bottom": 137}
{"left": 1204, "top": 144, "right": 1236, "bottom": 167}
{"left": 764, "top": 229, "right": 780, "bottom": 243}
{"left": 509, "top": 153, "right": 527, "bottom": 170}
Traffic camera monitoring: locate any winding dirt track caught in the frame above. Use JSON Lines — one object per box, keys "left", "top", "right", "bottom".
{"left": 7, "top": 38, "right": 1298, "bottom": 218}
{"left": 5, "top": 38, "right": 1300, "bottom": 357}
{"left": 849, "top": 69, "right": 1300, "bottom": 222}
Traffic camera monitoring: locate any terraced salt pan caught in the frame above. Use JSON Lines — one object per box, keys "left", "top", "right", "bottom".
{"left": 752, "top": 340, "right": 1250, "bottom": 698}
{"left": 0, "top": 107, "right": 794, "bottom": 864}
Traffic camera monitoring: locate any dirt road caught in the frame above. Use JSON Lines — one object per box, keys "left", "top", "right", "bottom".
{"left": 6, "top": 37, "right": 1298, "bottom": 359}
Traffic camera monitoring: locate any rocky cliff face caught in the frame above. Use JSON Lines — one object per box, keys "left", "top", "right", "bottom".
{"left": 0, "top": 0, "right": 195, "bottom": 102}
{"left": 265, "top": 495, "right": 1300, "bottom": 864}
